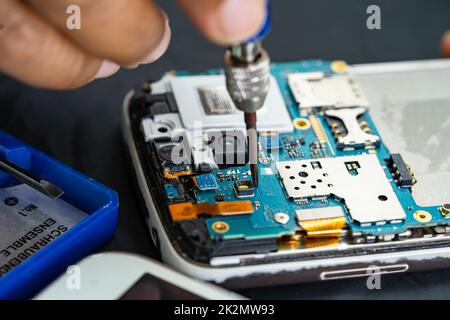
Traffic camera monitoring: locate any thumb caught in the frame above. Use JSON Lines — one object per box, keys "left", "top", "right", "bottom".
{"left": 178, "top": 0, "right": 266, "bottom": 45}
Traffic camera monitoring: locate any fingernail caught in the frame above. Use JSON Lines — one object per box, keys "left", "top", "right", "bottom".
{"left": 141, "top": 18, "right": 171, "bottom": 64}
{"left": 94, "top": 60, "right": 120, "bottom": 79}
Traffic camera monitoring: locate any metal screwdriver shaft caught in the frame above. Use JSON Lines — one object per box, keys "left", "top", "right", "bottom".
{"left": 245, "top": 112, "right": 258, "bottom": 186}
{"left": 0, "top": 157, "right": 64, "bottom": 199}
{"left": 224, "top": 42, "right": 270, "bottom": 186}
{"left": 223, "top": 1, "right": 271, "bottom": 187}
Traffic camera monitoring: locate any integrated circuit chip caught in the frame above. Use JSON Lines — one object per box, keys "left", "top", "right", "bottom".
{"left": 195, "top": 174, "right": 218, "bottom": 191}
{"left": 169, "top": 75, "right": 294, "bottom": 133}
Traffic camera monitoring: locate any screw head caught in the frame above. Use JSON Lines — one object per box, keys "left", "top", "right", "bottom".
{"left": 212, "top": 221, "right": 230, "bottom": 233}
{"left": 274, "top": 212, "right": 290, "bottom": 225}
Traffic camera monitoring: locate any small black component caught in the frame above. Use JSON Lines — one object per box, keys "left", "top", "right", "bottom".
{"left": 215, "top": 193, "right": 225, "bottom": 202}
{"left": 310, "top": 141, "right": 325, "bottom": 159}
{"left": 175, "top": 218, "right": 277, "bottom": 262}
{"left": 310, "top": 141, "right": 321, "bottom": 149}
{"left": 283, "top": 136, "right": 304, "bottom": 158}
{"left": 130, "top": 88, "right": 179, "bottom": 119}
{"left": 179, "top": 176, "right": 196, "bottom": 193}
{"left": 387, "top": 154, "right": 415, "bottom": 187}
{"left": 198, "top": 163, "right": 213, "bottom": 173}
{"left": 234, "top": 179, "right": 255, "bottom": 198}
{"left": 155, "top": 141, "right": 189, "bottom": 166}
{"left": 441, "top": 203, "right": 450, "bottom": 217}
{"left": 207, "top": 130, "right": 248, "bottom": 168}
{"left": 146, "top": 92, "right": 178, "bottom": 115}
{"left": 311, "top": 161, "right": 322, "bottom": 169}
{"left": 157, "top": 144, "right": 178, "bottom": 163}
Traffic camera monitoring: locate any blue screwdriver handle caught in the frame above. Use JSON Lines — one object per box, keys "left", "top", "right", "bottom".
{"left": 244, "top": 0, "right": 271, "bottom": 43}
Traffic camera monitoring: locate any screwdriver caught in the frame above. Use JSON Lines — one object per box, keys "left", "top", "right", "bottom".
{"left": 0, "top": 157, "right": 64, "bottom": 199}
{"left": 224, "top": 0, "right": 271, "bottom": 186}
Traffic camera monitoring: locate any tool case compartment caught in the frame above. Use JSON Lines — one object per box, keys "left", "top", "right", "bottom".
{"left": 0, "top": 130, "right": 119, "bottom": 299}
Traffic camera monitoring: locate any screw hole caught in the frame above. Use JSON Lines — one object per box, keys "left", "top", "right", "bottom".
{"left": 158, "top": 127, "right": 168, "bottom": 133}
{"left": 294, "top": 187, "right": 300, "bottom": 190}
{"left": 378, "top": 195, "right": 388, "bottom": 201}
{"left": 311, "top": 185, "right": 316, "bottom": 189}
{"left": 293, "top": 118, "right": 311, "bottom": 130}
{"left": 290, "top": 176, "right": 295, "bottom": 180}
{"left": 212, "top": 222, "right": 229, "bottom": 233}
{"left": 299, "top": 171, "right": 308, "bottom": 177}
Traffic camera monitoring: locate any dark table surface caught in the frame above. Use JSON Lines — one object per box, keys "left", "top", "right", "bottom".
{"left": 1, "top": 0, "right": 450, "bottom": 299}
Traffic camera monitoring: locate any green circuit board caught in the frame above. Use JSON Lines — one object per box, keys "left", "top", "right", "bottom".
{"left": 140, "top": 60, "right": 448, "bottom": 255}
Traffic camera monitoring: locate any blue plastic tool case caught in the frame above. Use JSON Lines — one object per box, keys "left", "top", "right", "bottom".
{"left": 0, "top": 130, "right": 119, "bottom": 299}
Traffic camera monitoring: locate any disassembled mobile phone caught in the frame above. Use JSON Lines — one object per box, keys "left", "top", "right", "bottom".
{"left": 123, "top": 59, "right": 450, "bottom": 287}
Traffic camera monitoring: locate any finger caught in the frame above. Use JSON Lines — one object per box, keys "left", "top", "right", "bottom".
{"left": 0, "top": 0, "right": 116, "bottom": 89}
{"left": 442, "top": 31, "right": 450, "bottom": 57}
{"left": 178, "top": 0, "right": 265, "bottom": 45}
{"left": 26, "top": 0, "right": 171, "bottom": 67}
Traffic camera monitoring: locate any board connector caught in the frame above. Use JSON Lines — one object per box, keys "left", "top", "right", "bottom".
{"left": 386, "top": 154, "right": 416, "bottom": 188}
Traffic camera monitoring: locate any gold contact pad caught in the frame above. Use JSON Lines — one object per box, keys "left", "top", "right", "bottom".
{"left": 298, "top": 216, "right": 346, "bottom": 237}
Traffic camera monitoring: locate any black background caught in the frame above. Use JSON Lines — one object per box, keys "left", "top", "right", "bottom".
{"left": 0, "top": 0, "right": 449, "bottom": 299}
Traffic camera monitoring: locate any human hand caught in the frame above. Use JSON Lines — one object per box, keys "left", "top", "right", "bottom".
{"left": 442, "top": 31, "right": 450, "bottom": 57}
{"left": 0, "top": 0, "right": 265, "bottom": 89}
